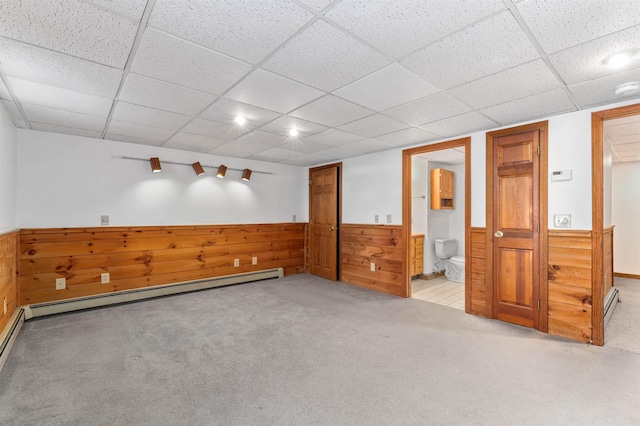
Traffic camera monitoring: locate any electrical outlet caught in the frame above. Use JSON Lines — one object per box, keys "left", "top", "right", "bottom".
{"left": 374, "top": 215, "right": 379, "bottom": 223}
{"left": 370, "top": 262, "right": 376, "bottom": 272}
{"left": 252, "top": 257, "right": 257, "bottom": 265}
{"left": 3, "top": 298, "right": 6, "bottom": 315}
{"left": 292, "top": 214, "right": 297, "bottom": 222}
{"left": 234, "top": 259, "right": 240, "bottom": 267}
{"left": 101, "top": 215, "right": 109, "bottom": 226}
{"left": 386, "top": 214, "right": 392, "bottom": 223}
{"left": 101, "top": 273, "right": 110, "bottom": 284}
{"left": 554, "top": 214, "right": 571, "bottom": 228}
{"left": 55, "top": 278, "right": 66, "bottom": 290}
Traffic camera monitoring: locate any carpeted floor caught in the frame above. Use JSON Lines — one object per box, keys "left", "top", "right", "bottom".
{"left": 1, "top": 274, "right": 639, "bottom": 425}
{"left": 606, "top": 277, "right": 640, "bottom": 353}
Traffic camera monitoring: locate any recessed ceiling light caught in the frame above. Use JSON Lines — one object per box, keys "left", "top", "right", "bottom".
{"left": 235, "top": 115, "right": 246, "bottom": 125}
{"left": 603, "top": 50, "right": 636, "bottom": 68}
{"left": 614, "top": 81, "right": 640, "bottom": 97}
{"left": 289, "top": 128, "right": 299, "bottom": 137}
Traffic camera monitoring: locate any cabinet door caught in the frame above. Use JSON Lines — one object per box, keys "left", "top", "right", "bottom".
{"left": 442, "top": 170, "right": 454, "bottom": 199}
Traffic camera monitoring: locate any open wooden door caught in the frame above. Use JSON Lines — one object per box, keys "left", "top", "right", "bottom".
{"left": 491, "top": 130, "right": 540, "bottom": 328}
{"left": 309, "top": 164, "right": 340, "bottom": 281}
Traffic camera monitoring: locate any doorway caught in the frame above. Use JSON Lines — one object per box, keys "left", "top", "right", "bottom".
{"left": 402, "top": 138, "right": 471, "bottom": 310}
{"left": 308, "top": 163, "right": 341, "bottom": 281}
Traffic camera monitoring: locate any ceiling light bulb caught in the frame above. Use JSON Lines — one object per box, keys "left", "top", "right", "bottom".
{"left": 235, "top": 115, "right": 246, "bottom": 125}
{"left": 289, "top": 128, "right": 299, "bottom": 137}
{"left": 604, "top": 51, "right": 635, "bottom": 68}
{"left": 614, "top": 81, "right": 640, "bottom": 97}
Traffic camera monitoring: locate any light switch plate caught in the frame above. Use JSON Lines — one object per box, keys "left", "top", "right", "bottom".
{"left": 554, "top": 214, "right": 571, "bottom": 228}
{"left": 101, "top": 215, "right": 109, "bottom": 226}
{"left": 101, "top": 273, "right": 110, "bottom": 284}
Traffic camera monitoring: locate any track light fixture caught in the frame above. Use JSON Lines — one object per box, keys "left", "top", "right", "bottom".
{"left": 242, "top": 169, "right": 252, "bottom": 181}
{"left": 150, "top": 157, "right": 161, "bottom": 173}
{"left": 217, "top": 164, "right": 227, "bottom": 179}
{"left": 192, "top": 162, "right": 205, "bottom": 176}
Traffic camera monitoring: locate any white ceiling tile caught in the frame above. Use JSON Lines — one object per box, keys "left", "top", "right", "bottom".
{"left": 22, "top": 103, "right": 106, "bottom": 131}
{"left": 326, "top": 0, "right": 504, "bottom": 58}
{"left": 568, "top": 67, "right": 640, "bottom": 108}
{"left": 384, "top": 92, "right": 471, "bottom": 126}
{"left": 105, "top": 133, "right": 165, "bottom": 146}
{"left": 481, "top": 89, "right": 576, "bottom": 125}
{"left": 282, "top": 154, "right": 333, "bottom": 166}
{"left": 610, "top": 137, "right": 640, "bottom": 149}
{"left": 420, "top": 112, "right": 498, "bottom": 137}
{"left": 258, "top": 115, "right": 328, "bottom": 137}
{"left": 182, "top": 118, "right": 247, "bottom": 141}
{"left": 199, "top": 98, "right": 280, "bottom": 128}
{"left": 0, "top": 78, "right": 10, "bottom": 99}
{"left": 278, "top": 139, "right": 333, "bottom": 154}
{"left": 305, "top": 128, "right": 365, "bottom": 146}
{"left": 616, "top": 155, "right": 640, "bottom": 163}
{"left": 375, "top": 127, "right": 440, "bottom": 146}
{"left": 263, "top": 19, "right": 389, "bottom": 91}
{"left": 31, "top": 122, "right": 102, "bottom": 138}
{"left": 12, "top": 119, "right": 28, "bottom": 129}
{"left": 416, "top": 148, "right": 465, "bottom": 166}
{"left": 120, "top": 73, "right": 217, "bottom": 116}
{"left": 402, "top": 11, "right": 540, "bottom": 89}
{"left": 149, "top": 0, "right": 313, "bottom": 64}
{"left": 448, "top": 59, "right": 561, "bottom": 109}
{"left": 334, "top": 64, "right": 438, "bottom": 111}
{"left": 210, "top": 131, "right": 285, "bottom": 157}
{"left": 338, "top": 114, "right": 408, "bottom": 138}
{"left": 107, "top": 120, "right": 174, "bottom": 141}
{"left": 83, "top": 0, "right": 148, "bottom": 19}
{"left": 290, "top": 95, "right": 374, "bottom": 127}
{"left": 0, "top": 37, "right": 122, "bottom": 98}
{"left": 296, "top": 0, "right": 334, "bottom": 12}
{"left": 549, "top": 25, "right": 640, "bottom": 85}
{"left": 161, "top": 142, "right": 212, "bottom": 153}
{"left": 225, "top": 69, "right": 324, "bottom": 114}
{"left": 0, "top": 0, "right": 138, "bottom": 68}
{"left": 317, "top": 138, "right": 394, "bottom": 159}
{"left": 131, "top": 28, "right": 253, "bottom": 95}
{"left": 165, "top": 132, "right": 228, "bottom": 152}
{"left": 250, "top": 148, "right": 303, "bottom": 162}
{"left": 111, "top": 102, "right": 191, "bottom": 131}
{"left": 6, "top": 77, "right": 113, "bottom": 117}
{"left": 1, "top": 100, "right": 22, "bottom": 121}
{"left": 517, "top": 0, "right": 640, "bottom": 54}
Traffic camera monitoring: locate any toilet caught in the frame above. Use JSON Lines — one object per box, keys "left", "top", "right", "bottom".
{"left": 434, "top": 239, "right": 465, "bottom": 283}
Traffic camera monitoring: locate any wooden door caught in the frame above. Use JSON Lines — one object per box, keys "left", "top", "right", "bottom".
{"left": 309, "top": 165, "right": 339, "bottom": 280}
{"left": 492, "top": 131, "right": 540, "bottom": 328}
{"left": 441, "top": 169, "right": 454, "bottom": 199}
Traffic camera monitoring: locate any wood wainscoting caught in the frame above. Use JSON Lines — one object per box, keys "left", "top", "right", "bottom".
{"left": 470, "top": 228, "right": 489, "bottom": 317}
{"left": 547, "top": 230, "right": 593, "bottom": 343}
{"left": 0, "top": 231, "right": 19, "bottom": 332}
{"left": 340, "top": 224, "right": 405, "bottom": 297}
{"left": 19, "top": 224, "right": 306, "bottom": 305}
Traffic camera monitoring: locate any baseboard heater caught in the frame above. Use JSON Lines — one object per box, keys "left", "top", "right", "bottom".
{"left": 604, "top": 286, "right": 620, "bottom": 328}
{"left": 24, "top": 268, "right": 284, "bottom": 320}
{"left": 0, "top": 308, "right": 25, "bottom": 373}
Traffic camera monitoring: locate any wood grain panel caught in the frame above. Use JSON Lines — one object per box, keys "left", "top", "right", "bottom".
{"left": 19, "top": 224, "right": 306, "bottom": 305}
{"left": 547, "top": 230, "right": 593, "bottom": 343}
{"left": 469, "top": 228, "right": 489, "bottom": 317}
{"left": 340, "top": 224, "right": 405, "bottom": 297}
{"left": 0, "top": 231, "right": 19, "bottom": 333}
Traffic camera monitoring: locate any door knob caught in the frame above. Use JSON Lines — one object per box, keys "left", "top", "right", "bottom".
{"left": 329, "top": 226, "right": 337, "bottom": 231}
{"left": 494, "top": 230, "right": 503, "bottom": 238}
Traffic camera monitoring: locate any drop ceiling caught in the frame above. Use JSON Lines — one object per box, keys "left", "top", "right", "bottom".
{"left": 1, "top": 0, "right": 640, "bottom": 166}
{"left": 604, "top": 114, "right": 640, "bottom": 163}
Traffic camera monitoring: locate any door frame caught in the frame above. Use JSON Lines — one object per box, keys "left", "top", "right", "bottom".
{"left": 486, "top": 121, "right": 548, "bottom": 332}
{"left": 308, "top": 162, "right": 343, "bottom": 280}
{"left": 402, "top": 138, "right": 471, "bottom": 305}
{"left": 591, "top": 102, "right": 640, "bottom": 346}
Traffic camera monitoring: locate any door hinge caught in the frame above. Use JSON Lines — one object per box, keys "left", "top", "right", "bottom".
{"left": 537, "top": 145, "right": 540, "bottom": 156}
{"left": 537, "top": 223, "right": 540, "bottom": 233}
{"left": 537, "top": 300, "right": 540, "bottom": 311}
{"left": 309, "top": 179, "right": 312, "bottom": 185}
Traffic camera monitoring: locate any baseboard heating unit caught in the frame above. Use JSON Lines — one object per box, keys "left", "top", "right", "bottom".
{"left": 0, "top": 308, "right": 25, "bottom": 373}
{"left": 604, "top": 286, "right": 620, "bottom": 328}
{"left": 24, "top": 268, "right": 284, "bottom": 320}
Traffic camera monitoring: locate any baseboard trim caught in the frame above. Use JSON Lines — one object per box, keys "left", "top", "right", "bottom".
{"left": 0, "top": 308, "right": 25, "bottom": 374}
{"left": 418, "top": 272, "right": 445, "bottom": 281}
{"left": 25, "top": 268, "right": 284, "bottom": 320}
{"left": 614, "top": 272, "right": 640, "bottom": 280}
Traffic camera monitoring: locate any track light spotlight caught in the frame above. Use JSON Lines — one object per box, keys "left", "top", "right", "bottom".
{"left": 217, "top": 165, "right": 227, "bottom": 178}
{"left": 192, "top": 162, "right": 205, "bottom": 176}
{"left": 150, "top": 157, "right": 161, "bottom": 173}
{"left": 242, "top": 169, "right": 252, "bottom": 181}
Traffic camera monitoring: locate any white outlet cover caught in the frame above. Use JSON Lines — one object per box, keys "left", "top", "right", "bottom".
{"left": 101, "top": 272, "right": 110, "bottom": 284}
{"left": 386, "top": 214, "right": 392, "bottom": 223}
{"left": 55, "top": 278, "right": 66, "bottom": 290}
{"left": 374, "top": 215, "right": 379, "bottom": 223}
{"left": 252, "top": 257, "right": 258, "bottom": 265}
{"left": 234, "top": 259, "right": 240, "bottom": 267}
{"left": 553, "top": 214, "right": 571, "bottom": 228}
{"left": 370, "top": 262, "right": 376, "bottom": 271}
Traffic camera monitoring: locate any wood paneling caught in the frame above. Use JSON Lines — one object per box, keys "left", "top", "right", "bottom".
{"left": 0, "top": 231, "right": 19, "bottom": 332}
{"left": 470, "top": 228, "right": 489, "bottom": 317}
{"left": 340, "top": 224, "right": 405, "bottom": 297}
{"left": 19, "top": 224, "right": 306, "bottom": 305}
{"left": 548, "top": 230, "right": 592, "bottom": 343}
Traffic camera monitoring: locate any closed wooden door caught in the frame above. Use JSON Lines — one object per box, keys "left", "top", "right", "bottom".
{"left": 492, "top": 131, "right": 540, "bottom": 328}
{"left": 441, "top": 169, "right": 454, "bottom": 199}
{"left": 309, "top": 165, "right": 339, "bottom": 280}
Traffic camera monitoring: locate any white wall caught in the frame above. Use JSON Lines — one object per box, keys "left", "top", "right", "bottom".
{"left": 0, "top": 103, "right": 17, "bottom": 233}
{"left": 448, "top": 162, "right": 465, "bottom": 256}
{"left": 612, "top": 161, "right": 640, "bottom": 275}
{"left": 16, "top": 130, "right": 308, "bottom": 228}
{"left": 603, "top": 137, "right": 613, "bottom": 227}
{"left": 411, "top": 157, "right": 428, "bottom": 235}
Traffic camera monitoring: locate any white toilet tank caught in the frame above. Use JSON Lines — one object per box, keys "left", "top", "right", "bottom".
{"left": 435, "top": 239, "right": 457, "bottom": 259}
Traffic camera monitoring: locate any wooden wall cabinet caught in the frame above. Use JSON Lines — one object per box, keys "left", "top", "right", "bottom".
{"left": 430, "top": 168, "right": 454, "bottom": 210}
{"left": 410, "top": 234, "right": 424, "bottom": 278}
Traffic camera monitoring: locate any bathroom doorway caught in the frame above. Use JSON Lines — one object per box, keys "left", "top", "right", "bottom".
{"left": 402, "top": 138, "right": 471, "bottom": 311}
